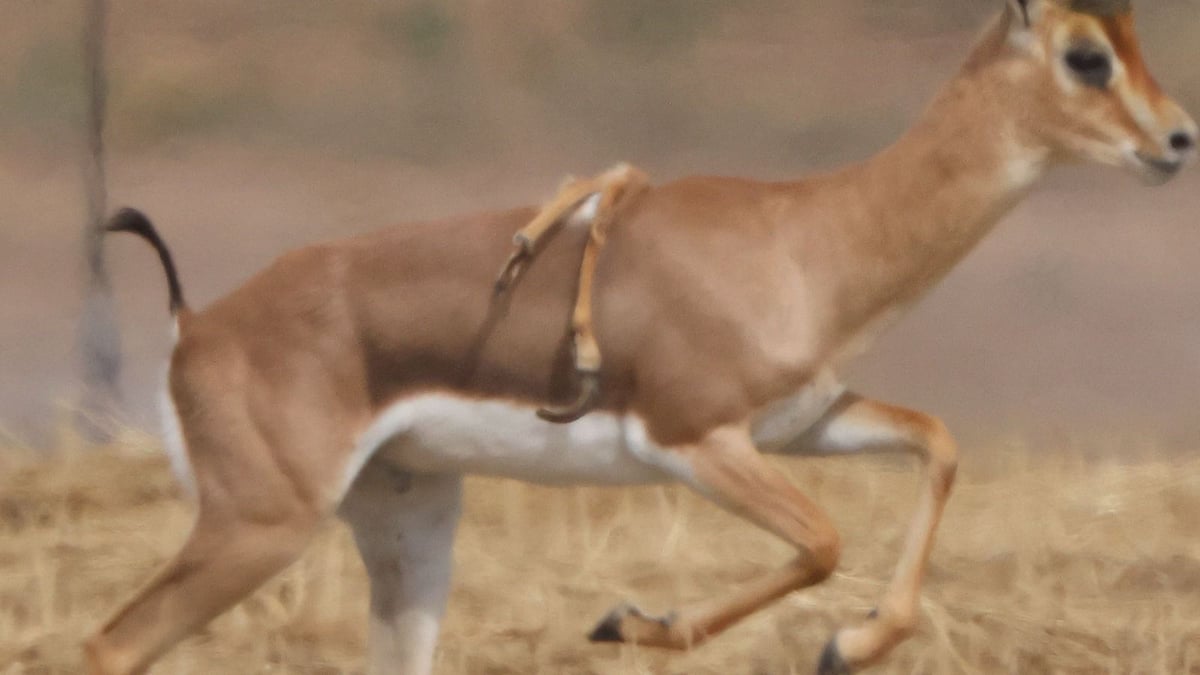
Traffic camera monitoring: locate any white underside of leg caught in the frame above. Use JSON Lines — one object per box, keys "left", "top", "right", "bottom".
{"left": 566, "top": 193, "right": 602, "bottom": 228}
{"left": 752, "top": 370, "right": 847, "bottom": 454}
{"left": 158, "top": 368, "right": 195, "bottom": 499}
{"left": 341, "top": 472, "right": 462, "bottom": 675}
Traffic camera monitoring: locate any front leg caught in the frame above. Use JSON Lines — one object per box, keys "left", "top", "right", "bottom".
{"left": 782, "top": 392, "right": 959, "bottom": 674}
{"left": 339, "top": 465, "right": 463, "bottom": 675}
{"left": 591, "top": 424, "right": 842, "bottom": 651}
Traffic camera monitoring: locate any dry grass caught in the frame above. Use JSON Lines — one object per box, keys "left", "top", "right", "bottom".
{"left": 2, "top": 440, "right": 1200, "bottom": 674}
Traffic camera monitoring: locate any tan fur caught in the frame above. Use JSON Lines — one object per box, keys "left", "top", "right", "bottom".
{"left": 87, "top": 2, "right": 1194, "bottom": 674}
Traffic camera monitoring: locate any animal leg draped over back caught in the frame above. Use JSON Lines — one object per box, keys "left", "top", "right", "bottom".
{"left": 494, "top": 163, "right": 650, "bottom": 423}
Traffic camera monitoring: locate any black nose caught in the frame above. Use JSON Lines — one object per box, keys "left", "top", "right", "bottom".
{"left": 1169, "top": 131, "right": 1195, "bottom": 152}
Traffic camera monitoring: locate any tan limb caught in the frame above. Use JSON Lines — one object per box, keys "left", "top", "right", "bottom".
{"left": 782, "top": 393, "right": 958, "bottom": 675}
{"left": 494, "top": 163, "right": 646, "bottom": 293}
{"left": 492, "top": 162, "right": 649, "bottom": 423}
{"left": 84, "top": 386, "right": 327, "bottom": 675}
{"left": 589, "top": 424, "right": 842, "bottom": 649}
{"left": 537, "top": 163, "right": 647, "bottom": 422}
{"left": 85, "top": 504, "right": 318, "bottom": 675}
{"left": 494, "top": 175, "right": 599, "bottom": 292}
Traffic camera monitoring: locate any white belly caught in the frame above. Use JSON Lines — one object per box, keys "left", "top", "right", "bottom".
{"left": 751, "top": 370, "right": 847, "bottom": 454}
{"left": 355, "top": 394, "right": 676, "bottom": 487}
{"left": 344, "top": 373, "right": 848, "bottom": 493}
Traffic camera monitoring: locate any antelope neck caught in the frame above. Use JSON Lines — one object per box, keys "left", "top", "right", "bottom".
{"left": 789, "top": 56, "right": 1051, "bottom": 338}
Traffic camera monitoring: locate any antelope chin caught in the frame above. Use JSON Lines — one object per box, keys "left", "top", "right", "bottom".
{"left": 1131, "top": 151, "right": 1184, "bottom": 185}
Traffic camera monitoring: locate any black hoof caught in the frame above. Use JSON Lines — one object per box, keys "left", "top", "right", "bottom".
{"left": 817, "top": 637, "right": 852, "bottom": 675}
{"left": 537, "top": 371, "right": 601, "bottom": 424}
{"left": 588, "top": 609, "right": 625, "bottom": 643}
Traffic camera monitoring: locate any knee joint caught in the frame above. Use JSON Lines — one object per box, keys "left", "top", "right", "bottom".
{"left": 83, "top": 634, "right": 128, "bottom": 675}
{"left": 917, "top": 417, "right": 958, "bottom": 492}
{"left": 886, "top": 609, "right": 919, "bottom": 640}
{"left": 808, "top": 525, "right": 843, "bottom": 582}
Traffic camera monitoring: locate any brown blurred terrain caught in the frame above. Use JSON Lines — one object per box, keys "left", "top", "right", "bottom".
{"left": 3, "top": 441, "right": 1200, "bottom": 673}
{"left": 4, "top": 1, "right": 1200, "bottom": 449}
{"left": 4, "top": 4, "right": 1200, "bottom": 674}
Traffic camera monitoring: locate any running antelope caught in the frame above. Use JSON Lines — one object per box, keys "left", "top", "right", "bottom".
{"left": 88, "top": 1, "right": 1194, "bottom": 673}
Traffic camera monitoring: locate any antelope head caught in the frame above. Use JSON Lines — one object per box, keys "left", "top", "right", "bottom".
{"left": 994, "top": 0, "right": 1197, "bottom": 184}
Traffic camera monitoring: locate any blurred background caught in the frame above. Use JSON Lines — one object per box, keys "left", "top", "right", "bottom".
{"left": 3, "top": 0, "right": 1200, "bottom": 450}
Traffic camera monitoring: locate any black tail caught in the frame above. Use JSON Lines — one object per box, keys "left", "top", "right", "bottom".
{"left": 105, "top": 207, "right": 186, "bottom": 314}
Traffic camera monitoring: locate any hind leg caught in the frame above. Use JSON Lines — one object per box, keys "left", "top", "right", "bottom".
{"left": 339, "top": 462, "right": 463, "bottom": 675}
{"left": 85, "top": 489, "right": 321, "bottom": 675}
{"left": 770, "top": 392, "right": 957, "bottom": 674}
{"left": 85, "top": 377, "right": 341, "bottom": 674}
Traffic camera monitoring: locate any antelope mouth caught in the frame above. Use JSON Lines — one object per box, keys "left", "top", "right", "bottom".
{"left": 1133, "top": 152, "right": 1184, "bottom": 185}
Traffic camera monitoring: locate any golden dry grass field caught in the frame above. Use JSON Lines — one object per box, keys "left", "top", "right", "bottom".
{"left": 3, "top": 437, "right": 1200, "bottom": 674}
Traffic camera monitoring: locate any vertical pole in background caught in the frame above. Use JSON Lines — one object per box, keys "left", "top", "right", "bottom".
{"left": 77, "top": 0, "right": 122, "bottom": 442}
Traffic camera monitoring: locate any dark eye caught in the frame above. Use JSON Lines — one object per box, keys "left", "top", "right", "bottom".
{"left": 1065, "top": 49, "right": 1112, "bottom": 88}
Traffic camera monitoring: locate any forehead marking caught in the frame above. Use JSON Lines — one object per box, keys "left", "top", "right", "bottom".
{"left": 1070, "top": 13, "right": 1164, "bottom": 144}
{"left": 1098, "top": 14, "right": 1163, "bottom": 102}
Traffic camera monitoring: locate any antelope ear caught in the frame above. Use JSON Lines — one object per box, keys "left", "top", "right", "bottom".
{"left": 1006, "top": 0, "right": 1045, "bottom": 29}
{"left": 1005, "top": 0, "right": 1046, "bottom": 47}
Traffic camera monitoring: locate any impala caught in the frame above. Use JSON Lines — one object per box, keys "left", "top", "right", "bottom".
{"left": 88, "top": 1, "right": 1194, "bottom": 673}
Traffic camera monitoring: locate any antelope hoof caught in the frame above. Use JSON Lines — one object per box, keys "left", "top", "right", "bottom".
{"left": 587, "top": 607, "right": 628, "bottom": 643}
{"left": 494, "top": 250, "right": 527, "bottom": 293}
{"left": 817, "top": 636, "right": 853, "bottom": 675}
{"left": 537, "top": 371, "right": 601, "bottom": 424}
{"left": 588, "top": 603, "right": 683, "bottom": 649}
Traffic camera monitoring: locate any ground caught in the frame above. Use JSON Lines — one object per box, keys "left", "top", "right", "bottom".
{"left": 2, "top": 437, "right": 1199, "bottom": 674}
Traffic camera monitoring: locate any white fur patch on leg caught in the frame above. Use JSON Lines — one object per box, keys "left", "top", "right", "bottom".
{"left": 158, "top": 368, "right": 195, "bottom": 499}
{"left": 752, "top": 370, "right": 847, "bottom": 454}
{"left": 566, "top": 193, "right": 602, "bottom": 228}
